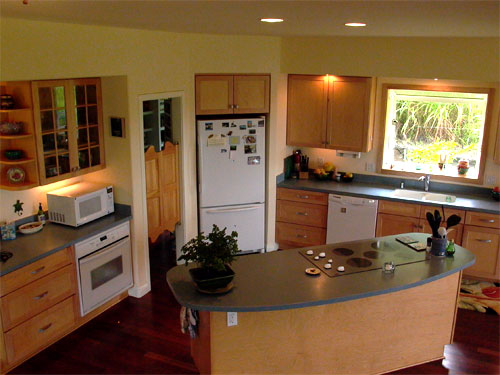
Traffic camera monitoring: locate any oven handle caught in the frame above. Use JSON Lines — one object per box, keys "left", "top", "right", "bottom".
{"left": 79, "top": 236, "right": 130, "bottom": 265}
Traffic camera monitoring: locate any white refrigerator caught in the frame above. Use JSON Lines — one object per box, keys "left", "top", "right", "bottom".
{"left": 198, "top": 118, "right": 265, "bottom": 253}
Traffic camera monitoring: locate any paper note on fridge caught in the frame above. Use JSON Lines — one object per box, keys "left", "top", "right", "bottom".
{"left": 229, "top": 136, "right": 240, "bottom": 145}
{"left": 207, "top": 134, "right": 226, "bottom": 146}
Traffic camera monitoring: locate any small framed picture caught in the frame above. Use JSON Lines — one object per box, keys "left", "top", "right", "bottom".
{"left": 110, "top": 117, "right": 125, "bottom": 138}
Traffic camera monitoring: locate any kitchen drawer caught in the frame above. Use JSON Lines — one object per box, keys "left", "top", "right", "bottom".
{"left": 462, "top": 226, "right": 500, "bottom": 281}
{"left": 420, "top": 206, "right": 466, "bottom": 222}
{"left": 1, "top": 265, "right": 76, "bottom": 331}
{"left": 4, "top": 296, "right": 76, "bottom": 364}
{"left": 0, "top": 247, "right": 72, "bottom": 297}
{"left": 276, "top": 222, "right": 326, "bottom": 249}
{"left": 277, "top": 188, "right": 328, "bottom": 206}
{"left": 276, "top": 200, "right": 327, "bottom": 228}
{"left": 378, "top": 200, "right": 421, "bottom": 218}
{"left": 464, "top": 211, "right": 500, "bottom": 229}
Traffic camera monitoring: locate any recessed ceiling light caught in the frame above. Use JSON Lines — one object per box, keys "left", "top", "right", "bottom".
{"left": 345, "top": 22, "right": 366, "bottom": 27}
{"left": 261, "top": 18, "right": 284, "bottom": 23}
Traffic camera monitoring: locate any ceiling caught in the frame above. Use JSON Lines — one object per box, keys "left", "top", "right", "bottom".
{"left": 1, "top": 0, "right": 499, "bottom": 38}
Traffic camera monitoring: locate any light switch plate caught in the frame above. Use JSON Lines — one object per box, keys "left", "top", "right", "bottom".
{"left": 227, "top": 312, "right": 238, "bottom": 326}
{"left": 365, "top": 162, "right": 375, "bottom": 172}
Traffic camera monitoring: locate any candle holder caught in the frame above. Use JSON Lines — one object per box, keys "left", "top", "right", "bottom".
{"left": 383, "top": 261, "right": 395, "bottom": 273}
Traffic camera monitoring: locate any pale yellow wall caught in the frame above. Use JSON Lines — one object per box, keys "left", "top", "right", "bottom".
{"left": 0, "top": 17, "right": 281, "bottom": 296}
{"left": 280, "top": 36, "right": 500, "bottom": 187}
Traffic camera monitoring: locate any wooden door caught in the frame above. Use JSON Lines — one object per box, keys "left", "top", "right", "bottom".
{"left": 326, "top": 76, "right": 374, "bottom": 152}
{"left": 195, "top": 75, "right": 233, "bottom": 115}
{"left": 376, "top": 213, "right": 420, "bottom": 237}
{"left": 462, "top": 226, "right": 500, "bottom": 281}
{"left": 144, "top": 143, "right": 180, "bottom": 242}
{"left": 286, "top": 75, "right": 328, "bottom": 148}
{"left": 233, "top": 75, "right": 270, "bottom": 114}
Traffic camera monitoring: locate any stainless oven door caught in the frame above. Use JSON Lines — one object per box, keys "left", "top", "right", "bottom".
{"left": 78, "top": 236, "right": 133, "bottom": 315}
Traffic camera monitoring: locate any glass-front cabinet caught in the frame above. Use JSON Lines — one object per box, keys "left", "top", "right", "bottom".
{"left": 32, "top": 78, "right": 104, "bottom": 184}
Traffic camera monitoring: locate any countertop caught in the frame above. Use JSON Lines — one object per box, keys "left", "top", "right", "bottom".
{"left": 278, "top": 179, "right": 500, "bottom": 214}
{"left": 0, "top": 210, "right": 132, "bottom": 276}
{"left": 166, "top": 233, "right": 475, "bottom": 312}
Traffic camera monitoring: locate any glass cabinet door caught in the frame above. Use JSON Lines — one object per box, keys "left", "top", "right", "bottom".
{"left": 32, "top": 78, "right": 104, "bottom": 185}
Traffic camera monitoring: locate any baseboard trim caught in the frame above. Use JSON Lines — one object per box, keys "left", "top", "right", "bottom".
{"left": 128, "top": 283, "right": 151, "bottom": 298}
{"left": 266, "top": 242, "right": 279, "bottom": 252}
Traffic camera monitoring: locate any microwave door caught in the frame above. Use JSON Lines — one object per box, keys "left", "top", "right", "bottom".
{"left": 75, "top": 190, "right": 107, "bottom": 225}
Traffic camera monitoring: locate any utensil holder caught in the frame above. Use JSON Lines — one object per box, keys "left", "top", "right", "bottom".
{"left": 431, "top": 237, "right": 447, "bottom": 257}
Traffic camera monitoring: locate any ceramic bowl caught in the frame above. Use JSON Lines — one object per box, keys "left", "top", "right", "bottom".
{"left": 18, "top": 221, "right": 44, "bottom": 235}
{"left": 4, "top": 149, "right": 24, "bottom": 160}
{"left": 0, "top": 122, "right": 23, "bottom": 135}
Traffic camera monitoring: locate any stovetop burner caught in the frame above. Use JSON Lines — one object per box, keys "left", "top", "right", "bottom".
{"left": 299, "top": 236, "right": 427, "bottom": 277}
{"left": 333, "top": 248, "right": 354, "bottom": 256}
{"left": 347, "top": 257, "right": 372, "bottom": 268}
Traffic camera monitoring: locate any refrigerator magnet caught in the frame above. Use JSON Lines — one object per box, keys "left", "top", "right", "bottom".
{"left": 227, "top": 131, "right": 233, "bottom": 136}
{"left": 239, "top": 125, "right": 247, "bottom": 130}
{"left": 221, "top": 149, "right": 227, "bottom": 153}
{"left": 230, "top": 145, "right": 237, "bottom": 151}
{"left": 244, "top": 144, "right": 256, "bottom": 154}
{"left": 229, "top": 136, "right": 240, "bottom": 145}
{"left": 205, "top": 123, "right": 213, "bottom": 131}
{"left": 246, "top": 135, "right": 256, "bottom": 144}
{"left": 258, "top": 120, "right": 265, "bottom": 127}
{"left": 222, "top": 122, "right": 229, "bottom": 128}
{"left": 231, "top": 122, "right": 237, "bottom": 127}
{"left": 207, "top": 134, "right": 225, "bottom": 146}
{"left": 247, "top": 120, "right": 253, "bottom": 127}
{"left": 249, "top": 129, "right": 256, "bottom": 134}
{"left": 247, "top": 156, "right": 261, "bottom": 165}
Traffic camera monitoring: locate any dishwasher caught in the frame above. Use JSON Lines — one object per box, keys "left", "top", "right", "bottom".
{"left": 326, "top": 194, "right": 378, "bottom": 244}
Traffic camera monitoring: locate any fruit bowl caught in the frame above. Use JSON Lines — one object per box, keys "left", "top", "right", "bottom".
{"left": 342, "top": 175, "right": 354, "bottom": 182}
{"left": 314, "top": 171, "right": 333, "bottom": 180}
{"left": 18, "top": 221, "right": 43, "bottom": 235}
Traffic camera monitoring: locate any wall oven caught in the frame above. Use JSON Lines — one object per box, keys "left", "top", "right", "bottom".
{"left": 75, "top": 222, "right": 133, "bottom": 316}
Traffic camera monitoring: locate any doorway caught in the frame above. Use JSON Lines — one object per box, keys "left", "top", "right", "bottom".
{"left": 140, "top": 92, "right": 183, "bottom": 283}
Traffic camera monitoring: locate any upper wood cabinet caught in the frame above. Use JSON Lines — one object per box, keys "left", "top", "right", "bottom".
{"left": 32, "top": 78, "right": 105, "bottom": 185}
{"left": 0, "top": 81, "right": 40, "bottom": 190}
{"left": 286, "top": 74, "right": 375, "bottom": 152}
{"left": 195, "top": 74, "right": 270, "bottom": 115}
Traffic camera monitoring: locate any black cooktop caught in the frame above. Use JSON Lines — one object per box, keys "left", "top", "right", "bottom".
{"left": 299, "top": 238, "right": 427, "bottom": 277}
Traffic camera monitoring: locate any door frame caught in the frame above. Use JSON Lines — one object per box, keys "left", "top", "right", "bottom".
{"left": 138, "top": 91, "right": 185, "bottom": 283}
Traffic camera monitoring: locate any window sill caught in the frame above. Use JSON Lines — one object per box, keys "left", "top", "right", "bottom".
{"left": 380, "top": 167, "right": 482, "bottom": 185}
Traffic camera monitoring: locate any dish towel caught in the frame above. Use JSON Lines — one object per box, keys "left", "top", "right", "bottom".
{"left": 180, "top": 306, "right": 199, "bottom": 338}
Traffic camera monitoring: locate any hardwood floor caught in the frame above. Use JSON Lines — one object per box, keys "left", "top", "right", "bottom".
{"left": 9, "top": 236, "right": 500, "bottom": 374}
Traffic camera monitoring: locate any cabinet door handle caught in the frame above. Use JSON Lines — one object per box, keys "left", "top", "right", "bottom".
{"left": 296, "top": 212, "right": 308, "bottom": 216}
{"left": 296, "top": 234, "right": 308, "bottom": 239}
{"left": 297, "top": 195, "right": 309, "bottom": 199}
{"left": 31, "top": 266, "right": 45, "bottom": 275}
{"left": 480, "top": 219, "right": 495, "bottom": 223}
{"left": 38, "top": 323, "right": 52, "bottom": 333}
{"left": 476, "top": 239, "right": 492, "bottom": 243}
{"left": 234, "top": 104, "right": 239, "bottom": 109}
{"left": 229, "top": 104, "right": 234, "bottom": 109}
{"left": 34, "top": 291, "right": 48, "bottom": 300}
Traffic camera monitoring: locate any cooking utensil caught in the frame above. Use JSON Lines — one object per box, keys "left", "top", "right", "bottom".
{"left": 437, "top": 227, "right": 447, "bottom": 239}
{"left": 434, "top": 210, "right": 441, "bottom": 226}
{"left": 446, "top": 214, "right": 462, "bottom": 229}
{"left": 426, "top": 212, "right": 439, "bottom": 237}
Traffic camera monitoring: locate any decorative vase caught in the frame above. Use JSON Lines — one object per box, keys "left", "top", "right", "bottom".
{"left": 431, "top": 237, "right": 447, "bottom": 257}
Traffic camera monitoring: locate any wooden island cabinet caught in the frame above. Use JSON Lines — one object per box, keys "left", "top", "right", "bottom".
{"left": 286, "top": 74, "right": 376, "bottom": 152}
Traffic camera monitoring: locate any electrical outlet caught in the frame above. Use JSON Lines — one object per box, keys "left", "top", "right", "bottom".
{"left": 365, "top": 162, "right": 375, "bottom": 172}
{"left": 227, "top": 312, "right": 238, "bottom": 327}
{"left": 317, "top": 157, "right": 324, "bottom": 167}
{"left": 485, "top": 175, "right": 496, "bottom": 186}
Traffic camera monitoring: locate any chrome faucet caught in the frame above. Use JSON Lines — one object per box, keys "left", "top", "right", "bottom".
{"left": 419, "top": 174, "right": 431, "bottom": 192}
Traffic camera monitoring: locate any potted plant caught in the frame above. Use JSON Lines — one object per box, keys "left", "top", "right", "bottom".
{"left": 178, "top": 224, "right": 239, "bottom": 292}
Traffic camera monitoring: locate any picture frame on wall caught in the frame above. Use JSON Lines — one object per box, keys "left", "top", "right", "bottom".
{"left": 110, "top": 117, "right": 125, "bottom": 138}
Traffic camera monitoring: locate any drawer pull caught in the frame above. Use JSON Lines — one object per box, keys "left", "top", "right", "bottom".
{"left": 479, "top": 219, "right": 495, "bottom": 223}
{"left": 296, "top": 212, "right": 308, "bottom": 216}
{"left": 34, "top": 291, "right": 48, "bottom": 300}
{"left": 296, "top": 234, "right": 308, "bottom": 239}
{"left": 31, "top": 266, "right": 45, "bottom": 275}
{"left": 297, "top": 195, "right": 309, "bottom": 199}
{"left": 476, "top": 239, "right": 492, "bottom": 243}
{"left": 38, "top": 323, "right": 52, "bottom": 333}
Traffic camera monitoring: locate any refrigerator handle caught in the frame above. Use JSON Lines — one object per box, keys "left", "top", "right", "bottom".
{"left": 206, "top": 205, "right": 261, "bottom": 214}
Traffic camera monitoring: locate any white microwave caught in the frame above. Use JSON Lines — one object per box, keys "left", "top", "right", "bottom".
{"left": 47, "top": 182, "right": 114, "bottom": 227}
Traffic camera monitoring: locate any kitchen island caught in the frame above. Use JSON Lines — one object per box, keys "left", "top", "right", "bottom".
{"left": 167, "top": 233, "right": 475, "bottom": 375}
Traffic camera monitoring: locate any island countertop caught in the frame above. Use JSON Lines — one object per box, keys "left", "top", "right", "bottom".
{"left": 166, "top": 233, "right": 475, "bottom": 312}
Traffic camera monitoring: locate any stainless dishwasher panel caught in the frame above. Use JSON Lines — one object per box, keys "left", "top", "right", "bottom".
{"left": 326, "top": 194, "right": 378, "bottom": 244}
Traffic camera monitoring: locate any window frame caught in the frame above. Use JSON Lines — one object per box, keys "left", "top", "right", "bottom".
{"left": 377, "top": 83, "right": 495, "bottom": 185}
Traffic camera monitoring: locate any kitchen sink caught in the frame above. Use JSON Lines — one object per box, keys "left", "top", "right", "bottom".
{"left": 393, "top": 189, "right": 456, "bottom": 203}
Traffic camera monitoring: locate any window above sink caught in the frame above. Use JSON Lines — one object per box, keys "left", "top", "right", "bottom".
{"left": 378, "top": 81, "right": 495, "bottom": 185}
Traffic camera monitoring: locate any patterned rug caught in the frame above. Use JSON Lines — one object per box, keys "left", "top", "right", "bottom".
{"left": 458, "top": 278, "right": 500, "bottom": 315}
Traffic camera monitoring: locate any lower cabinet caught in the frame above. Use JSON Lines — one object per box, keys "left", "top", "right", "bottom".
{"left": 276, "top": 188, "right": 328, "bottom": 249}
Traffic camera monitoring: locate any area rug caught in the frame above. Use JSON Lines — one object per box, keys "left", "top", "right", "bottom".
{"left": 458, "top": 278, "right": 500, "bottom": 315}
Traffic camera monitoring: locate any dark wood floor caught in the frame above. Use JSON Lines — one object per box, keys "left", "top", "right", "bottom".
{"left": 10, "top": 236, "right": 500, "bottom": 374}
